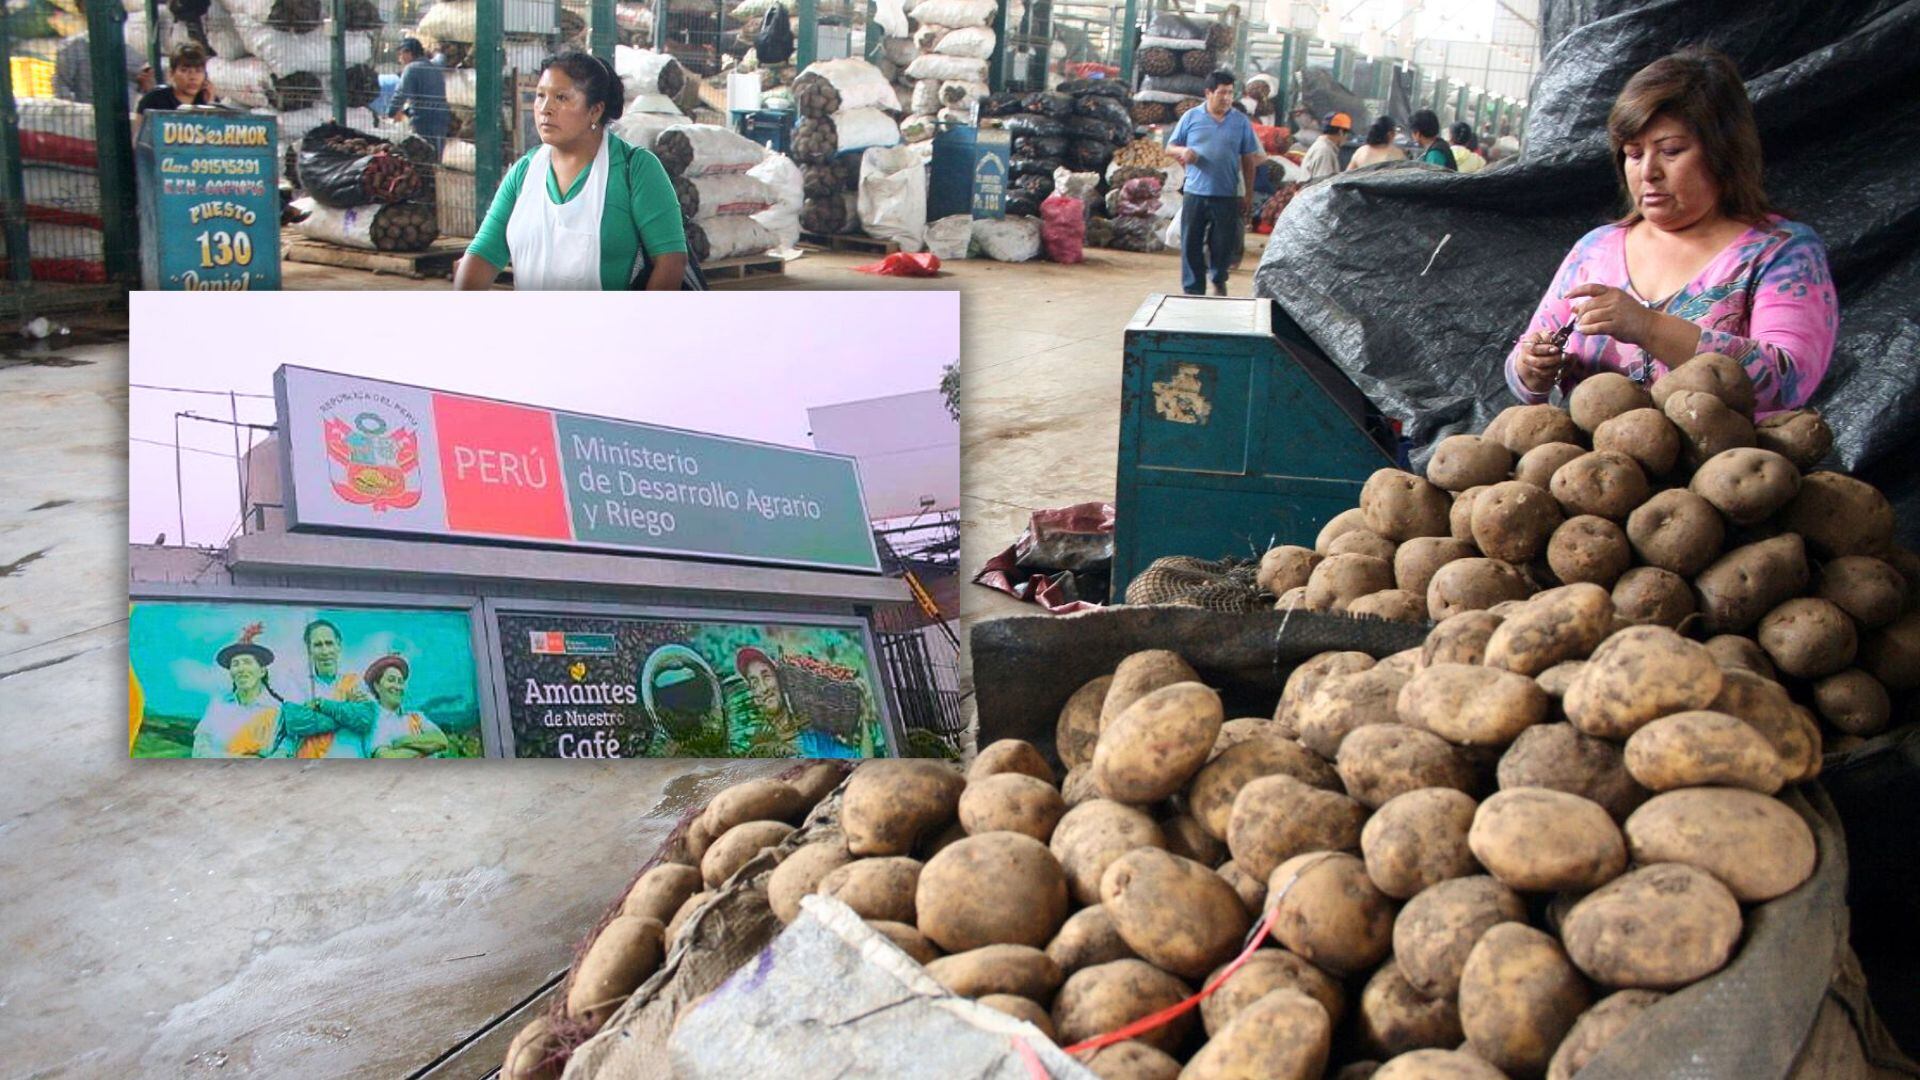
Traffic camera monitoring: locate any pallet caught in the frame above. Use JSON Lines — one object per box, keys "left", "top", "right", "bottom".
{"left": 280, "top": 231, "right": 467, "bottom": 279}
{"left": 799, "top": 231, "right": 899, "bottom": 256}
{"left": 702, "top": 253, "right": 786, "bottom": 283}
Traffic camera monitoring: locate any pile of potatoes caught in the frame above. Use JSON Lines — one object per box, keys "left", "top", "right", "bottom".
{"left": 1259, "top": 354, "right": 1919, "bottom": 753}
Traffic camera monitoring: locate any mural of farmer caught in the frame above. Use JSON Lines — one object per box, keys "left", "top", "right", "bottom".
{"left": 192, "top": 624, "right": 286, "bottom": 758}
{"left": 737, "top": 646, "right": 860, "bottom": 759}
{"left": 276, "top": 618, "right": 377, "bottom": 759}
{"left": 359, "top": 655, "right": 451, "bottom": 758}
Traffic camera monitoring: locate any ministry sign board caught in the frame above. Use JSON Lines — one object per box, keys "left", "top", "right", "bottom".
{"left": 275, "top": 366, "right": 882, "bottom": 572}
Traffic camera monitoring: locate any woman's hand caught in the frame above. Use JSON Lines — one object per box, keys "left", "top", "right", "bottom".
{"left": 1514, "top": 330, "right": 1567, "bottom": 393}
{"left": 1565, "top": 284, "right": 1653, "bottom": 346}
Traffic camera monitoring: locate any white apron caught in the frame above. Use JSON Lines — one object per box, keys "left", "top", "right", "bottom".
{"left": 504, "top": 133, "right": 610, "bottom": 290}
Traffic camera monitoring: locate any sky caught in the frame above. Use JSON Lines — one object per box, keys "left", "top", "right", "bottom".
{"left": 127, "top": 291, "right": 960, "bottom": 547}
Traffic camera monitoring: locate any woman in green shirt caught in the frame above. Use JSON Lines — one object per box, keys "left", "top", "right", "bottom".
{"left": 454, "top": 51, "right": 688, "bottom": 290}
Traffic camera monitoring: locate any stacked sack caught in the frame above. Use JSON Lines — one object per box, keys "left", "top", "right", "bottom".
{"left": 613, "top": 45, "right": 703, "bottom": 123}
{"left": 648, "top": 123, "right": 782, "bottom": 261}
{"left": 290, "top": 122, "right": 438, "bottom": 252}
{"left": 790, "top": 58, "right": 901, "bottom": 238}
{"left": 995, "top": 79, "right": 1131, "bottom": 219}
{"left": 1252, "top": 355, "right": 1918, "bottom": 754}
{"left": 1129, "top": 8, "right": 1233, "bottom": 126}
{"left": 6, "top": 99, "right": 105, "bottom": 283}
{"left": 1088, "top": 138, "right": 1181, "bottom": 251}
{"left": 209, "top": 0, "right": 382, "bottom": 151}
{"left": 419, "top": 0, "right": 563, "bottom": 145}
{"left": 898, "top": 0, "right": 997, "bottom": 133}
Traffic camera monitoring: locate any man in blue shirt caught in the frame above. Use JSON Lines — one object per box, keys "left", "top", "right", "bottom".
{"left": 1167, "top": 70, "right": 1264, "bottom": 296}
{"left": 389, "top": 38, "right": 450, "bottom": 152}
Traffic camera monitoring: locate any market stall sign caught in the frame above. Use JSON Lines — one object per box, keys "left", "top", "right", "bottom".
{"left": 495, "top": 610, "right": 896, "bottom": 759}
{"left": 972, "top": 128, "right": 1010, "bottom": 219}
{"left": 276, "top": 366, "right": 882, "bottom": 572}
{"left": 135, "top": 110, "right": 281, "bottom": 290}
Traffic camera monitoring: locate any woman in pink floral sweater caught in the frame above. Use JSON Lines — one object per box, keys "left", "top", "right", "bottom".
{"left": 1508, "top": 47, "right": 1838, "bottom": 416}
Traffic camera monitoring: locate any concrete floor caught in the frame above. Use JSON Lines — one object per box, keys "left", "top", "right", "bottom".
{"left": 0, "top": 241, "right": 1206, "bottom": 1076}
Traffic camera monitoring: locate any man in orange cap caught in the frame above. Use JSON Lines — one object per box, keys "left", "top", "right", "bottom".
{"left": 1302, "top": 110, "right": 1351, "bottom": 180}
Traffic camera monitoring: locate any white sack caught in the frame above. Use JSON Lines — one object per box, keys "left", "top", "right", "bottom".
{"left": 799, "top": 58, "right": 898, "bottom": 114}
{"left": 925, "top": 213, "right": 971, "bottom": 260}
{"left": 857, "top": 144, "right": 927, "bottom": 252}
{"left": 663, "top": 122, "right": 771, "bottom": 176}
{"left": 904, "top": 54, "right": 988, "bottom": 83}
{"left": 829, "top": 107, "right": 901, "bottom": 153}
{"left": 611, "top": 111, "right": 680, "bottom": 151}
{"left": 747, "top": 153, "right": 803, "bottom": 249}
{"left": 910, "top": 0, "right": 995, "bottom": 28}
{"left": 692, "top": 173, "right": 777, "bottom": 219}
{"left": 971, "top": 215, "right": 1040, "bottom": 262}
{"left": 291, "top": 197, "right": 379, "bottom": 249}
{"left": 932, "top": 25, "right": 995, "bottom": 58}
{"left": 700, "top": 215, "right": 779, "bottom": 259}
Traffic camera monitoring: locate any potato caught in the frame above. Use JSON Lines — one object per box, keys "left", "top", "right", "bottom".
{"left": 1704, "top": 634, "right": 1776, "bottom": 678}
{"left": 1295, "top": 666, "right": 1412, "bottom": 759}
{"left": 1275, "top": 651, "right": 1376, "bottom": 736}
{"left": 1593, "top": 407, "right": 1683, "bottom": 478}
{"left": 1190, "top": 735, "right": 1338, "bottom": 839}
{"left": 501, "top": 1014, "right": 563, "bottom": 1080}
{"left": 681, "top": 813, "right": 718, "bottom": 867}
{"left": 1624, "top": 787, "right": 1815, "bottom": 901}
{"left": 1689, "top": 447, "right": 1800, "bottom": 526}
{"left": 1782, "top": 471, "right": 1897, "bottom": 558}
{"left": 1818, "top": 556, "right": 1909, "bottom": 629}
{"left": 1394, "top": 875, "right": 1527, "bottom": 999}
{"left": 1331, "top": 529, "right": 1400, "bottom": 562}
{"left": 1757, "top": 597, "right": 1858, "bottom": 679}
{"left": 1513, "top": 441, "right": 1587, "bottom": 490}
{"left": 1218, "top": 860, "right": 1267, "bottom": 916}
{"left": 1428, "top": 558, "right": 1532, "bottom": 621}
{"left": 1496, "top": 724, "right": 1648, "bottom": 822}
{"left": 1457, "top": 922, "right": 1592, "bottom": 1077}
{"left": 1664, "top": 389, "right": 1755, "bottom": 469}
{"left": 1363, "top": 469, "right": 1455, "bottom": 541}
{"left": 917, "top": 833, "right": 1068, "bottom": 952}
{"left": 1047, "top": 904, "right": 1138, "bottom": 974}
{"left": 703, "top": 778, "right": 811, "bottom": 836}
{"left": 868, "top": 919, "right": 942, "bottom": 963}
{"left": 1450, "top": 486, "right": 1486, "bottom": 542}
{"left": 1361, "top": 787, "right": 1480, "bottom": 899}
{"left": 1051, "top": 799, "right": 1167, "bottom": 904}
{"left": 1561, "top": 863, "right": 1741, "bottom": 989}
{"left": 959, "top": 773, "right": 1066, "bottom": 842}
{"left": 1706, "top": 670, "right": 1820, "bottom": 781}
{"left": 1160, "top": 812, "right": 1226, "bottom": 866}
{"left": 1317, "top": 506, "right": 1373, "bottom": 552}
{"left": 1267, "top": 851, "right": 1396, "bottom": 975}
{"left": 701, "top": 820, "right": 794, "bottom": 888}
{"left": 1392, "top": 537, "right": 1475, "bottom": 596}
{"left": 1077, "top": 1041, "right": 1181, "bottom": 1080}
{"left": 664, "top": 890, "right": 711, "bottom": 945}
{"left": 1201, "top": 948, "right": 1347, "bottom": 1035}
{"left": 1349, "top": 589, "right": 1430, "bottom": 623}
{"left": 1227, "top": 773, "right": 1369, "bottom": 880}
{"left": 976, "top": 994, "right": 1056, "bottom": 1039}
{"left": 1091, "top": 681, "right": 1223, "bottom": 804}
{"left": 1492, "top": 405, "right": 1584, "bottom": 456}
{"left": 1058, "top": 675, "right": 1114, "bottom": 771}
{"left": 1563, "top": 626, "right": 1722, "bottom": 739}
{"left": 1471, "top": 480, "right": 1564, "bottom": 563}
{"left": 1622, "top": 489, "right": 1724, "bottom": 578}
{"left": 1550, "top": 450, "right": 1650, "bottom": 521}
{"left": 842, "top": 759, "right": 965, "bottom": 856}
{"left": 1211, "top": 717, "right": 1277, "bottom": 757}
{"left": 1357, "top": 959, "right": 1465, "bottom": 1058}
{"left": 1277, "top": 586, "right": 1312, "bottom": 610}
{"left": 1567, "top": 372, "right": 1652, "bottom": 432}
{"left": 1546, "top": 515, "right": 1631, "bottom": 587}
{"left": 1815, "top": 669, "right": 1892, "bottom": 737}
{"left": 1259, "top": 545, "right": 1324, "bottom": 596}
{"left": 1101, "top": 650, "right": 1201, "bottom": 730}
{"left": 1373, "top": 1049, "right": 1508, "bottom": 1080}
{"left": 1052, "top": 959, "right": 1195, "bottom": 1054}
{"left": 1546, "top": 990, "right": 1667, "bottom": 1080}
{"left": 1694, "top": 533, "right": 1811, "bottom": 634}
{"left": 1611, "top": 566, "right": 1696, "bottom": 628}
{"left": 1622, "top": 711, "right": 1784, "bottom": 794}
{"left": 766, "top": 840, "right": 853, "bottom": 924}
{"left": 1422, "top": 611, "right": 1504, "bottom": 667}
{"left": 788, "top": 762, "right": 848, "bottom": 809}
{"left": 1754, "top": 408, "right": 1833, "bottom": 470}
{"left": 1338, "top": 725, "right": 1477, "bottom": 808}
{"left": 1651, "top": 352, "right": 1756, "bottom": 416}
{"left": 818, "top": 856, "right": 922, "bottom": 923}
{"left": 1334, "top": 1065, "right": 1382, "bottom": 1080}
{"left": 566, "top": 915, "right": 666, "bottom": 1028}
{"left": 623, "top": 863, "right": 703, "bottom": 923}
{"left": 970, "top": 739, "right": 1055, "bottom": 785}
{"left": 1062, "top": 765, "right": 1100, "bottom": 808}
{"left": 1099, "top": 848, "right": 1250, "bottom": 979}
{"left": 1469, "top": 788, "right": 1626, "bottom": 892}
{"left": 1182, "top": 988, "right": 1331, "bottom": 1080}
{"left": 1307, "top": 553, "right": 1397, "bottom": 614}
{"left": 1398, "top": 663, "right": 1549, "bottom": 747}
{"left": 1483, "top": 583, "right": 1613, "bottom": 675}
{"left": 1535, "top": 661, "right": 1584, "bottom": 702}
{"left": 924, "top": 943, "right": 1063, "bottom": 1001}
{"left": 1428, "top": 435, "right": 1516, "bottom": 492}
{"left": 1862, "top": 612, "right": 1920, "bottom": 691}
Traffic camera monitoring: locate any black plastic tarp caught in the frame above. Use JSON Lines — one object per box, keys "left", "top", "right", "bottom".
{"left": 1253, "top": 0, "right": 1920, "bottom": 546}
